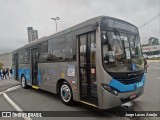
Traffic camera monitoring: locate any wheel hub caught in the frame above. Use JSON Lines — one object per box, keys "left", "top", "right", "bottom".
{"left": 61, "top": 84, "right": 71, "bottom": 102}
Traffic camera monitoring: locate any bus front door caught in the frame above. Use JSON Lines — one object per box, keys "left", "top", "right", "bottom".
{"left": 31, "top": 48, "right": 39, "bottom": 86}
{"left": 14, "top": 54, "right": 19, "bottom": 80}
{"left": 79, "top": 32, "right": 98, "bottom": 105}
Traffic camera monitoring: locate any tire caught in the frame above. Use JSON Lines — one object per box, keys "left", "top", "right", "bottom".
{"left": 21, "top": 76, "right": 28, "bottom": 89}
{"left": 60, "top": 82, "right": 74, "bottom": 105}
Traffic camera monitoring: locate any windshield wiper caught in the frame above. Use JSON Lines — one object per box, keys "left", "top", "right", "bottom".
{"left": 113, "top": 29, "right": 126, "bottom": 57}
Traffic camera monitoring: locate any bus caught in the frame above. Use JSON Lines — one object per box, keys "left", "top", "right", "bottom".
{"left": 12, "top": 16, "right": 145, "bottom": 109}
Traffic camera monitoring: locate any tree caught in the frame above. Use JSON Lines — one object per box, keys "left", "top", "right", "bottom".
{"left": 0, "top": 62, "right": 4, "bottom": 69}
{"left": 148, "top": 37, "right": 159, "bottom": 45}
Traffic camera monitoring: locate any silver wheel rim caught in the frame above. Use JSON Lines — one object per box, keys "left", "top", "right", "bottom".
{"left": 22, "top": 77, "right": 26, "bottom": 87}
{"left": 60, "top": 84, "right": 71, "bottom": 103}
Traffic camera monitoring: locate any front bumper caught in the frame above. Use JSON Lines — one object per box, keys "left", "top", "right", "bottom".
{"left": 102, "top": 86, "right": 144, "bottom": 109}
{"left": 119, "top": 87, "right": 144, "bottom": 103}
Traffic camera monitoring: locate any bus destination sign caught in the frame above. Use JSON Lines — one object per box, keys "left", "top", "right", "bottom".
{"left": 106, "top": 18, "right": 138, "bottom": 33}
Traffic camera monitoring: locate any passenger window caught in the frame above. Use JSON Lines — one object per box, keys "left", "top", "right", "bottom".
{"left": 53, "top": 36, "right": 66, "bottom": 60}
{"left": 48, "top": 40, "right": 53, "bottom": 61}
{"left": 39, "top": 42, "right": 48, "bottom": 62}
{"left": 66, "top": 33, "right": 76, "bottom": 60}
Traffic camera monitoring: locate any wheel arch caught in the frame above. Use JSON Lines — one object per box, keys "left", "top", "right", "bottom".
{"left": 21, "top": 74, "right": 25, "bottom": 81}
{"left": 20, "top": 74, "right": 28, "bottom": 84}
{"left": 56, "top": 79, "right": 71, "bottom": 94}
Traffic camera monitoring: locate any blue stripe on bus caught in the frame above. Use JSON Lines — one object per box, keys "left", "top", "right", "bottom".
{"left": 38, "top": 69, "right": 41, "bottom": 83}
{"left": 18, "top": 68, "right": 41, "bottom": 84}
{"left": 18, "top": 68, "right": 31, "bottom": 80}
{"left": 109, "top": 75, "right": 145, "bottom": 92}
{"left": 25, "top": 69, "right": 31, "bottom": 81}
{"left": 18, "top": 68, "right": 22, "bottom": 79}
{"left": 13, "top": 68, "right": 15, "bottom": 78}
{"left": 15, "top": 68, "right": 40, "bottom": 84}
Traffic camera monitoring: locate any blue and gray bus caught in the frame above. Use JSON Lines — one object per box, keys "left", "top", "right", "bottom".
{"left": 12, "top": 16, "right": 145, "bottom": 109}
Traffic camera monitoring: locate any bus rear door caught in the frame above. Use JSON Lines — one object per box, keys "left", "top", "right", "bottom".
{"left": 31, "top": 48, "right": 39, "bottom": 86}
{"left": 14, "top": 54, "right": 19, "bottom": 80}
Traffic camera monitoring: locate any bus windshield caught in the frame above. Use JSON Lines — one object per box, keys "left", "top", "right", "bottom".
{"left": 102, "top": 31, "right": 144, "bottom": 72}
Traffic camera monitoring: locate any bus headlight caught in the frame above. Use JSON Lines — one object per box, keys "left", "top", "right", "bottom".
{"left": 101, "top": 83, "right": 118, "bottom": 96}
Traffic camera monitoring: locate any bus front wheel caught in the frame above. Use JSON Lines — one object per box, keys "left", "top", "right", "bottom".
{"left": 60, "top": 82, "right": 74, "bottom": 105}
{"left": 21, "top": 76, "right": 28, "bottom": 89}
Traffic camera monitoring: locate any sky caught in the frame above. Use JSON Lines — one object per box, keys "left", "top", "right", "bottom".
{"left": 0, "top": 0, "right": 159, "bottom": 54}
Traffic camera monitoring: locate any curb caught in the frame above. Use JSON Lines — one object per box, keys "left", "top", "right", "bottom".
{"left": 147, "top": 60, "right": 160, "bottom": 63}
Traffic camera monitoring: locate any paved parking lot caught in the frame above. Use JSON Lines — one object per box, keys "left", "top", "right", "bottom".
{"left": 0, "top": 62, "right": 159, "bottom": 120}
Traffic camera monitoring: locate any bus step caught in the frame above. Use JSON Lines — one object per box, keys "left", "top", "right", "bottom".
{"left": 32, "top": 86, "right": 39, "bottom": 89}
{"left": 79, "top": 100, "right": 98, "bottom": 108}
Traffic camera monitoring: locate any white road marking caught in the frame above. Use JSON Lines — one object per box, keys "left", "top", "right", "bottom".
{"left": 0, "top": 85, "right": 32, "bottom": 120}
{"left": 3, "top": 93, "right": 23, "bottom": 111}
{"left": 3, "top": 93, "right": 32, "bottom": 120}
{"left": 0, "top": 85, "right": 21, "bottom": 95}
{"left": 4, "top": 85, "right": 21, "bottom": 92}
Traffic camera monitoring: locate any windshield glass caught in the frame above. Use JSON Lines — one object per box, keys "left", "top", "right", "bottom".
{"left": 102, "top": 31, "right": 144, "bottom": 72}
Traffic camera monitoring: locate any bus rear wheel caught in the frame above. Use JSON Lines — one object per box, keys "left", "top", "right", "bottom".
{"left": 60, "top": 82, "right": 74, "bottom": 105}
{"left": 21, "top": 76, "right": 28, "bottom": 89}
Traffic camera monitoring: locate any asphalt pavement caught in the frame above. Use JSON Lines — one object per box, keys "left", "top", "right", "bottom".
{"left": 0, "top": 62, "right": 159, "bottom": 120}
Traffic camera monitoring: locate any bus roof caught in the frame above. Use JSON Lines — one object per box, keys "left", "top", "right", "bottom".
{"left": 13, "top": 16, "right": 138, "bottom": 53}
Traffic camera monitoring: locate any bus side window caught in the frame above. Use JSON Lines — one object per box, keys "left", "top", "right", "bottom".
{"left": 48, "top": 40, "right": 53, "bottom": 61}
{"left": 66, "top": 33, "right": 76, "bottom": 60}
{"left": 39, "top": 42, "right": 48, "bottom": 62}
{"left": 52, "top": 36, "right": 66, "bottom": 61}
{"left": 23, "top": 49, "right": 30, "bottom": 63}
{"left": 19, "top": 50, "right": 24, "bottom": 64}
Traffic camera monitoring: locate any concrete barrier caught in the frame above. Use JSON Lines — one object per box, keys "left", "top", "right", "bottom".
{"left": 147, "top": 60, "right": 160, "bottom": 63}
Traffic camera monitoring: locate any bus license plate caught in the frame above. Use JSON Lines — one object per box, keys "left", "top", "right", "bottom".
{"left": 130, "top": 94, "right": 136, "bottom": 99}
